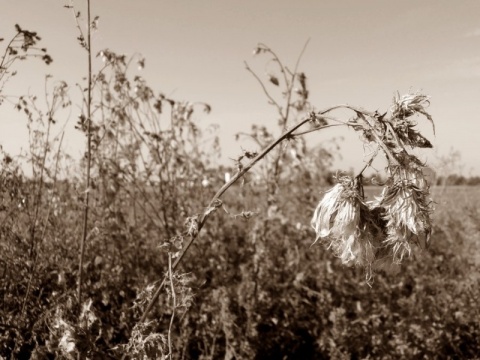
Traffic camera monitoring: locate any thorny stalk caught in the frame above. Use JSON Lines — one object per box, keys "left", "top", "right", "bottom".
{"left": 120, "top": 113, "right": 321, "bottom": 359}
{"left": 127, "top": 90, "right": 435, "bottom": 351}
{"left": 132, "top": 105, "right": 356, "bottom": 332}
{"left": 134, "top": 114, "right": 313, "bottom": 328}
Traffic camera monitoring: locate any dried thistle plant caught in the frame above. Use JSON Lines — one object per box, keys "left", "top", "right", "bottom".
{"left": 123, "top": 43, "right": 437, "bottom": 351}
{"left": 311, "top": 92, "right": 435, "bottom": 278}
{"left": 131, "top": 91, "right": 436, "bottom": 341}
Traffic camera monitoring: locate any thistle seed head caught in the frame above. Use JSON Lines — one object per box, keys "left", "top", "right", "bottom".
{"left": 391, "top": 91, "right": 434, "bottom": 134}
{"left": 311, "top": 176, "right": 359, "bottom": 241}
{"left": 309, "top": 91, "right": 435, "bottom": 279}
{"left": 311, "top": 176, "right": 378, "bottom": 268}
{"left": 312, "top": 169, "right": 433, "bottom": 277}
{"left": 391, "top": 92, "right": 430, "bottom": 120}
{"left": 373, "top": 179, "right": 432, "bottom": 262}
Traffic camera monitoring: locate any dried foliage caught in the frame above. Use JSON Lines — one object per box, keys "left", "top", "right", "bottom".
{"left": 311, "top": 92, "right": 435, "bottom": 281}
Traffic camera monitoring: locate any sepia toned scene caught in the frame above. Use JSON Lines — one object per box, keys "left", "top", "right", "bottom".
{"left": 1, "top": 1, "right": 479, "bottom": 358}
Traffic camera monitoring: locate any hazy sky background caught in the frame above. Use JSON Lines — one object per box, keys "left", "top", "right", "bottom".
{"left": 2, "top": 0, "right": 480, "bottom": 175}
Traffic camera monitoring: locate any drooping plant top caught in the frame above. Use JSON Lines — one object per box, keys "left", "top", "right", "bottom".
{"left": 311, "top": 92, "right": 435, "bottom": 281}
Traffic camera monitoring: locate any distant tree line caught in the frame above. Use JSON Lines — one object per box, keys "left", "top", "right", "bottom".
{"left": 435, "top": 174, "right": 480, "bottom": 186}
{"left": 359, "top": 173, "right": 480, "bottom": 187}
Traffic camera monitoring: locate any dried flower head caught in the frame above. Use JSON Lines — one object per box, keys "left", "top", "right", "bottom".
{"left": 391, "top": 91, "right": 434, "bottom": 133}
{"left": 304, "top": 91, "right": 436, "bottom": 280}
{"left": 311, "top": 176, "right": 378, "bottom": 267}
{"left": 372, "top": 179, "right": 432, "bottom": 263}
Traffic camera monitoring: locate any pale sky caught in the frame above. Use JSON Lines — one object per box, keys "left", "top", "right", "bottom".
{"left": 2, "top": 0, "right": 480, "bottom": 175}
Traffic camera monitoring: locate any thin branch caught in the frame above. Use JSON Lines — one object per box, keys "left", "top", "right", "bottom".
{"left": 291, "top": 122, "right": 345, "bottom": 137}
{"left": 21, "top": 131, "right": 65, "bottom": 318}
{"left": 133, "top": 106, "right": 374, "bottom": 329}
{"left": 0, "top": 32, "right": 20, "bottom": 75}
{"left": 134, "top": 113, "right": 315, "bottom": 327}
{"left": 259, "top": 43, "right": 289, "bottom": 91}
{"left": 356, "top": 146, "right": 379, "bottom": 178}
{"left": 167, "top": 253, "right": 176, "bottom": 360}
{"left": 283, "top": 38, "right": 310, "bottom": 125}
{"left": 354, "top": 111, "right": 399, "bottom": 166}
{"left": 244, "top": 61, "right": 283, "bottom": 119}
{"left": 68, "top": 0, "right": 87, "bottom": 50}
{"left": 293, "top": 38, "right": 310, "bottom": 77}
{"left": 77, "top": 0, "right": 92, "bottom": 309}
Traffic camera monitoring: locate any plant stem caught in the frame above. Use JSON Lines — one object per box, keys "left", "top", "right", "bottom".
{"left": 21, "top": 131, "right": 64, "bottom": 319}
{"left": 167, "top": 253, "right": 175, "bottom": 360}
{"left": 124, "top": 104, "right": 383, "bottom": 358}
{"left": 123, "top": 105, "right": 376, "bottom": 357}
{"left": 77, "top": 0, "right": 92, "bottom": 309}
{"left": 135, "top": 113, "right": 317, "bottom": 327}
{"left": 283, "top": 38, "right": 309, "bottom": 128}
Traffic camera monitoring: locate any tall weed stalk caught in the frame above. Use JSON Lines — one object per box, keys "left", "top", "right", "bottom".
{"left": 71, "top": 0, "right": 93, "bottom": 310}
